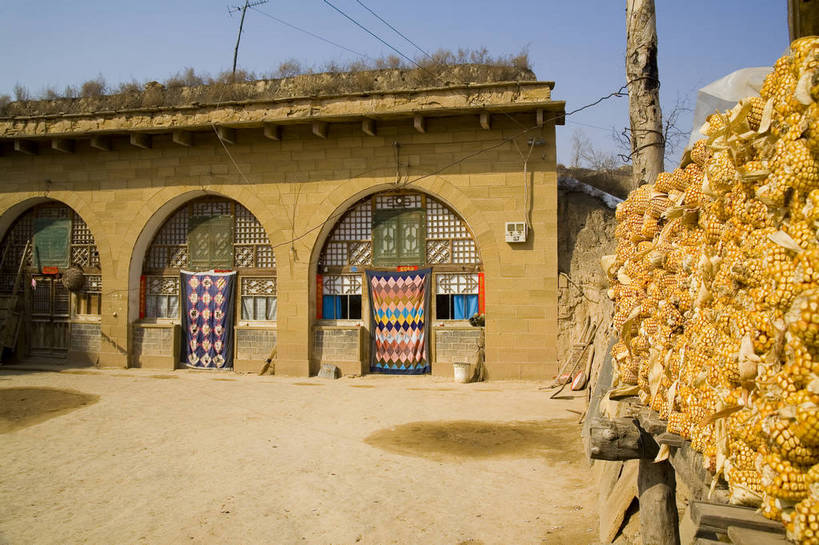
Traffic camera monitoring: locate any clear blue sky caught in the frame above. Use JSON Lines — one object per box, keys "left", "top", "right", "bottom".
{"left": 0, "top": 1, "right": 788, "bottom": 167}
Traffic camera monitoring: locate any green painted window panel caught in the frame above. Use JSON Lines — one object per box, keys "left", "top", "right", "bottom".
{"left": 188, "top": 215, "right": 234, "bottom": 270}
{"left": 373, "top": 209, "right": 425, "bottom": 267}
{"left": 33, "top": 217, "right": 70, "bottom": 269}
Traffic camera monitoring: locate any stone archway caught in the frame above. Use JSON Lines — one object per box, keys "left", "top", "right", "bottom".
{"left": 310, "top": 187, "right": 485, "bottom": 376}
{"left": 0, "top": 199, "right": 104, "bottom": 362}
{"left": 128, "top": 192, "right": 278, "bottom": 372}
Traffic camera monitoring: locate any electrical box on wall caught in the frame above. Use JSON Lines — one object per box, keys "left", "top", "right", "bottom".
{"left": 505, "top": 221, "right": 528, "bottom": 243}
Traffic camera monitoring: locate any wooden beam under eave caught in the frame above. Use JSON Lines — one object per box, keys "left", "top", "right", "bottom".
{"left": 479, "top": 112, "right": 491, "bottom": 130}
{"left": 362, "top": 118, "right": 376, "bottom": 136}
{"left": 263, "top": 123, "right": 281, "bottom": 141}
{"left": 14, "top": 140, "right": 37, "bottom": 155}
{"left": 413, "top": 114, "right": 426, "bottom": 134}
{"left": 130, "top": 133, "right": 152, "bottom": 150}
{"left": 90, "top": 135, "right": 112, "bottom": 151}
{"left": 51, "top": 139, "right": 75, "bottom": 154}
{"left": 536, "top": 108, "right": 544, "bottom": 127}
{"left": 312, "top": 121, "right": 328, "bottom": 139}
{"left": 172, "top": 131, "right": 192, "bottom": 147}
{"left": 216, "top": 126, "right": 236, "bottom": 145}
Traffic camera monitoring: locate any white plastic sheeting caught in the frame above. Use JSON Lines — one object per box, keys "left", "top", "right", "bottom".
{"left": 687, "top": 66, "right": 773, "bottom": 148}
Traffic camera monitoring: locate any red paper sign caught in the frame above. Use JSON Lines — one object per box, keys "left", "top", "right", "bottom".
{"left": 41, "top": 266, "right": 59, "bottom": 275}
{"left": 478, "top": 272, "right": 486, "bottom": 314}
{"left": 316, "top": 274, "right": 323, "bottom": 319}
{"left": 397, "top": 266, "right": 418, "bottom": 272}
{"left": 139, "top": 276, "right": 146, "bottom": 319}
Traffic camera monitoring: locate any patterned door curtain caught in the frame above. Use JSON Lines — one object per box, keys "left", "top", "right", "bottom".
{"left": 181, "top": 271, "right": 236, "bottom": 369}
{"left": 366, "top": 268, "right": 431, "bottom": 374}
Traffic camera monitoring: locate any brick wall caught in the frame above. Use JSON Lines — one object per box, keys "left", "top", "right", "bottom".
{"left": 434, "top": 327, "right": 482, "bottom": 364}
{"left": 313, "top": 327, "right": 361, "bottom": 363}
{"left": 133, "top": 325, "right": 174, "bottom": 357}
{"left": 235, "top": 328, "right": 277, "bottom": 361}
{"left": 70, "top": 322, "right": 101, "bottom": 353}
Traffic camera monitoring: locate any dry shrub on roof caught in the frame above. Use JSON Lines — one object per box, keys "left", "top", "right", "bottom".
{"left": 80, "top": 76, "right": 106, "bottom": 97}
{"left": 1, "top": 48, "right": 536, "bottom": 117}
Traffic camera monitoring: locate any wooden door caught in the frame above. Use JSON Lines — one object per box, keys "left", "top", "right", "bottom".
{"left": 29, "top": 276, "right": 70, "bottom": 356}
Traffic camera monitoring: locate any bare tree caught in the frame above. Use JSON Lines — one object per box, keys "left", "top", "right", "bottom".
{"left": 614, "top": 96, "right": 692, "bottom": 165}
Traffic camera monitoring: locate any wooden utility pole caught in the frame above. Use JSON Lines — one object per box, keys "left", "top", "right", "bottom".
{"left": 789, "top": 0, "right": 819, "bottom": 41}
{"left": 626, "top": 0, "right": 665, "bottom": 191}
{"left": 625, "top": 1, "right": 679, "bottom": 544}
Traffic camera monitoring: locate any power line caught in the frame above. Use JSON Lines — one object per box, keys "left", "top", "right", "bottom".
{"left": 353, "top": 0, "right": 432, "bottom": 59}
{"left": 321, "top": 0, "right": 423, "bottom": 70}
{"left": 250, "top": 6, "right": 370, "bottom": 59}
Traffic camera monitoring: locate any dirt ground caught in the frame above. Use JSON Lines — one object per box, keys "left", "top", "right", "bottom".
{"left": 0, "top": 365, "right": 599, "bottom": 545}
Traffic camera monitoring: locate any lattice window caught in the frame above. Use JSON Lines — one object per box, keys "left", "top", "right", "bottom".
{"left": 144, "top": 276, "right": 180, "bottom": 319}
{"left": 71, "top": 213, "right": 94, "bottom": 244}
{"left": 426, "top": 240, "right": 451, "bottom": 264}
{"left": 0, "top": 215, "right": 33, "bottom": 274}
{"left": 427, "top": 200, "right": 469, "bottom": 239}
{"left": 37, "top": 206, "right": 69, "bottom": 219}
{"left": 436, "top": 273, "right": 479, "bottom": 295}
{"left": 154, "top": 209, "right": 188, "bottom": 246}
{"left": 332, "top": 202, "right": 372, "bottom": 241}
{"left": 235, "top": 246, "right": 255, "bottom": 268}
{"left": 375, "top": 194, "right": 422, "bottom": 209}
{"left": 145, "top": 199, "right": 275, "bottom": 272}
{"left": 452, "top": 239, "right": 479, "bottom": 264}
{"left": 84, "top": 275, "right": 103, "bottom": 294}
{"left": 322, "top": 243, "right": 347, "bottom": 266}
{"left": 322, "top": 274, "right": 362, "bottom": 295}
{"left": 242, "top": 277, "right": 277, "bottom": 296}
{"left": 348, "top": 241, "right": 372, "bottom": 266}
{"left": 255, "top": 245, "right": 275, "bottom": 268}
{"left": 192, "top": 200, "right": 231, "bottom": 217}
{"left": 241, "top": 276, "right": 277, "bottom": 321}
{"left": 0, "top": 204, "right": 101, "bottom": 296}
{"left": 147, "top": 276, "right": 180, "bottom": 296}
{"left": 235, "top": 204, "right": 270, "bottom": 244}
{"left": 319, "top": 192, "right": 479, "bottom": 268}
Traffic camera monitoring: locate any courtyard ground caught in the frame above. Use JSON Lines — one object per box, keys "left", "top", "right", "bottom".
{"left": 0, "top": 365, "right": 598, "bottom": 545}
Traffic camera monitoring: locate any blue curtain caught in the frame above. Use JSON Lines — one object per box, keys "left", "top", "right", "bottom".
{"left": 453, "top": 294, "right": 479, "bottom": 320}
{"left": 322, "top": 295, "right": 341, "bottom": 319}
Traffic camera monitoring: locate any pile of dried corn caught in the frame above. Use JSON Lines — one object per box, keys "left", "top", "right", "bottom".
{"left": 606, "top": 37, "right": 819, "bottom": 543}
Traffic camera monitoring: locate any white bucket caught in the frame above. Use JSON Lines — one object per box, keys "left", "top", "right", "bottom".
{"left": 453, "top": 362, "right": 471, "bottom": 383}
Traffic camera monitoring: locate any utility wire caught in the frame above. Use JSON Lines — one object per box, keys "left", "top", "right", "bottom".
{"left": 250, "top": 6, "right": 370, "bottom": 59}
{"left": 353, "top": 0, "right": 432, "bottom": 59}
{"left": 321, "top": 0, "right": 423, "bottom": 70}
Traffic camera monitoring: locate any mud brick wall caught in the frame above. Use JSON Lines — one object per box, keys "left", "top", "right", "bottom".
{"left": 313, "top": 327, "right": 361, "bottom": 362}
{"left": 235, "top": 328, "right": 277, "bottom": 361}
{"left": 70, "top": 322, "right": 101, "bottom": 353}
{"left": 133, "top": 326, "right": 174, "bottom": 357}
{"left": 434, "top": 328, "right": 482, "bottom": 364}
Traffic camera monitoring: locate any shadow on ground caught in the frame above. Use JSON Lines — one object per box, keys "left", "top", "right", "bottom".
{"left": 0, "top": 387, "right": 99, "bottom": 434}
{"left": 365, "top": 419, "right": 584, "bottom": 462}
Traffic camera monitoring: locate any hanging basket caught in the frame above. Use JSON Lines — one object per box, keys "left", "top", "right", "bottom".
{"left": 62, "top": 267, "right": 85, "bottom": 292}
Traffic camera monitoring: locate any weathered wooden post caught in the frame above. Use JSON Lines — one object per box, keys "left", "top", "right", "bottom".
{"left": 626, "top": 0, "right": 665, "bottom": 191}
{"left": 623, "top": 1, "right": 679, "bottom": 543}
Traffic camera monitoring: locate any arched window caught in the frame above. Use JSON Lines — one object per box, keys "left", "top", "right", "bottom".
{"left": 142, "top": 197, "right": 276, "bottom": 322}
{"left": 317, "top": 191, "right": 483, "bottom": 321}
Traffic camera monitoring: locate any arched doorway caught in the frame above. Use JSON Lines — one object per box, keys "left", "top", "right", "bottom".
{"left": 138, "top": 196, "right": 276, "bottom": 370}
{"left": 315, "top": 190, "right": 483, "bottom": 375}
{"left": 0, "top": 201, "right": 102, "bottom": 359}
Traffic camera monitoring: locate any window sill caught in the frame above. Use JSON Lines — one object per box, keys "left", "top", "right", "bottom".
{"left": 315, "top": 321, "right": 365, "bottom": 328}
{"left": 236, "top": 321, "right": 277, "bottom": 329}
{"left": 137, "top": 319, "right": 179, "bottom": 327}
